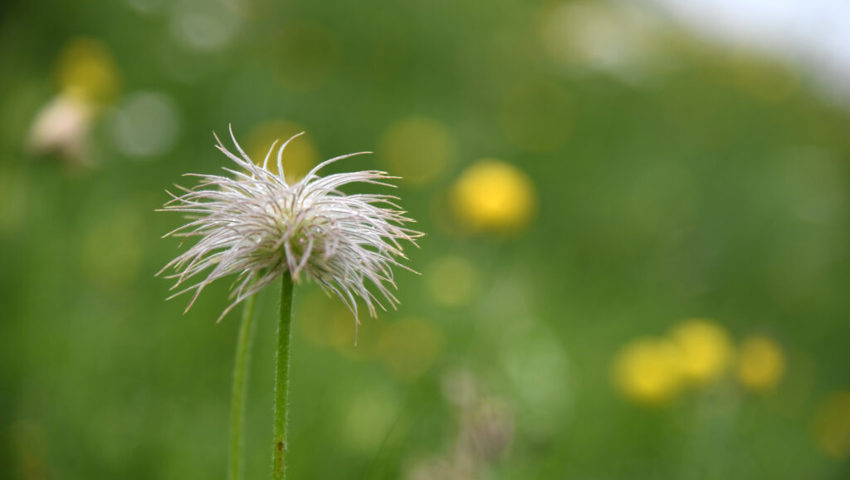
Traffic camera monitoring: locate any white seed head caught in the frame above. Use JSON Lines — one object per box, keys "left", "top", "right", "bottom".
{"left": 159, "top": 126, "right": 422, "bottom": 323}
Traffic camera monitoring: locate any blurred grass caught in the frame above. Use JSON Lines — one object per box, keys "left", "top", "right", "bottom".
{"left": 2, "top": 0, "right": 850, "bottom": 479}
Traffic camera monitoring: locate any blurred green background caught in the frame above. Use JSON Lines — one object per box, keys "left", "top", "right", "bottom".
{"left": 2, "top": 0, "right": 850, "bottom": 479}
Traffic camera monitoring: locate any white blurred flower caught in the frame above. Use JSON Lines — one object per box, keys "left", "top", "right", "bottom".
{"left": 159, "top": 127, "right": 421, "bottom": 322}
{"left": 459, "top": 397, "right": 514, "bottom": 464}
{"left": 408, "top": 371, "right": 515, "bottom": 480}
{"left": 26, "top": 93, "right": 95, "bottom": 167}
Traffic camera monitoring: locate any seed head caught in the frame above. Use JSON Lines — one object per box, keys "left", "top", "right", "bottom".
{"left": 159, "top": 126, "right": 422, "bottom": 323}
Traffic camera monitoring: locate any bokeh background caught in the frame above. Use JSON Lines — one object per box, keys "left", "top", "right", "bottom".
{"left": 2, "top": 0, "right": 850, "bottom": 478}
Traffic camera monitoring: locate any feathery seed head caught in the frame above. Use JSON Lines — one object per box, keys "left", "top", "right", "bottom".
{"left": 159, "top": 126, "right": 422, "bottom": 323}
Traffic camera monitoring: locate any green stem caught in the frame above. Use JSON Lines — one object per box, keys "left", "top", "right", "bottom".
{"left": 229, "top": 295, "right": 257, "bottom": 480}
{"left": 272, "top": 272, "right": 294, "bottom": 480}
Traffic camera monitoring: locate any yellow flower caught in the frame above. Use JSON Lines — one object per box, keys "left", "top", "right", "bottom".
{"left": 669, "top": 319, "right": 733, "bottom": 385}
{"left": 450, "top": 159, "right": 536, "bottom": 234}
{"left": 55, "top": 37, "right": 119, "bottom": 105}
{"left": 736, "top": 335, "right": 785, "bottom": 393}
{"left": 613, "top": 338, "right": 683, "bottom": 405}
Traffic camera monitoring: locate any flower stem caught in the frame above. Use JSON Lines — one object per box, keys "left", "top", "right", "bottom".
{"left": 229, "top": 295, "right": 257, "bottom": 480}
{"left": 272, "top": 271, "right": 294, "bottom": 480}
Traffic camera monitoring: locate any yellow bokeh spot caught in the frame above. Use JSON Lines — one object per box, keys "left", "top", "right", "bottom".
{"left": 297, "top": 290, "right": 352, "bottom": 348}
{"left": 378, "top": 117, "right": 455, "bottom": 186}
{"left": 246, "top": 121, "right": 318, "bottom": 182}
{"left": 613, "top": 338, "right": 683, "bottom": 405}
{"left": 813, "top": 392, "right": 850, "bottom": 459}
{"left": 450, "top": 159, "right": 537, "bottom": 234}
{"left": 736, "top": 335, "right": 785, "bottom": 393}
{"left": 669, "top": 319, "right": 733, "bottom": 385}
{"left": 55, "top": 37, "right": 119, "bottom": 105}
{"left": 296, "top": 288, "right": 385, "bottom": 360}
{"left": 424, "top": 255, "right": 479, "bottom": 307}
{"left": 378, "top": 317, "right": 444, "bottom": 382}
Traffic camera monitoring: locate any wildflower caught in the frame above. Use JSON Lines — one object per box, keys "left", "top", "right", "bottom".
{"left": 26, "top": 93, "right": 95, "bottom": 167}
{"left": 55, "top": 37, "right": 119, "bottom": 105}
{"left": 450, "top": 159, "right": 536, "bottom": 234}
{"left": 27, "top": 37, "right": 118, "bottom": 169}
{"left": 613, "top": 337, "right": 683, "bottom": 405}
{"left": 669, "top": 319, "right": 733, "bottom": 385}
{"left": 408, "top": 371, "right": 514, "bottom": 480}
{"left": 159, "top": 127, "right": 421, "bottom": 323}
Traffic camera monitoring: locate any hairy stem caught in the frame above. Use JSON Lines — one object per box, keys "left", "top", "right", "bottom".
{"left": 229, "top": 295, "right": 257, "bottom": 480}
{"left": 272, "top": 272, "right": 294, "bottom": 480}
